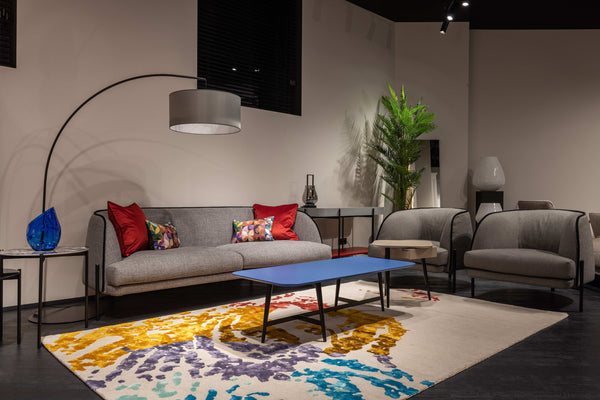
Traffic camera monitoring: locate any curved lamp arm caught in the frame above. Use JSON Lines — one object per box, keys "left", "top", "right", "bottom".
{"left": 42, "top": 73, "right": 211, "bottom": 213}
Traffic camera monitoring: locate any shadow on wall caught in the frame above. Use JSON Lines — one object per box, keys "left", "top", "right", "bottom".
{"left": 312, "top": 109, "right": 382, "bottom": 246}
{"left": 337, "top": 110, "right": 381, "bottom": 208}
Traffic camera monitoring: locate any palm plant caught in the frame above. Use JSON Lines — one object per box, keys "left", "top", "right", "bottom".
{"left": 367, "top": 84, "right": 436, "bottom": 211}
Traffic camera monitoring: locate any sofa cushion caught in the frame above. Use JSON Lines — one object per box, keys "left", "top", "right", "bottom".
{"left": 146, "top": 220, "right": 180, "bottom": 250}
{"left": 218, "top": 241, "right": 332, "bottom": 269}
{"left": 231, "top": 217, "right": 274, "bottom": 243}
{"left": 464, "top": 248, "right": 576, "bottom": 280}
{"left": 107, "top": 201, "right": 149, "bottom": 256}
{"left": 106, "top": 247, "right": 244, "bottom": 287}
{"left": 253, "top": 203, "right": 299, "bottom": 240}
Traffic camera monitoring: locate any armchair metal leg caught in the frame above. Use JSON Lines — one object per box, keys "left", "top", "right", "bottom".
{"left": 579, "top": 260, "right": 584, "bottom": 312}
{"left": 452, "top": 249, "right": 457, "bottom": 293}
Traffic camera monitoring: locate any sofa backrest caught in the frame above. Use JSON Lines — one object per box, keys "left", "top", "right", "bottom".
{"left": 86, "top": 206, "right": 323, "bottom": 270}
{"left": 142, "top": 207, "right": 254, "bottom": 247}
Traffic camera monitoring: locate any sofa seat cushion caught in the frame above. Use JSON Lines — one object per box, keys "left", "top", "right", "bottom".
{"left": 217, "top": 241, "right": 331, "bottom": 269}
{"left": 464, "top": 248, "right": 576, "bottom": 280}
{"left": 368, "top": 240, "right": 448, "bottom": 266}
{"left": 106, "top": 247, "right": 244, "bottom": 287}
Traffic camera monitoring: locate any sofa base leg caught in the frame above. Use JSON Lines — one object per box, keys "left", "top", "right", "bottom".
{"left": 470, "top": 278, "right": 475, "bottom": 297}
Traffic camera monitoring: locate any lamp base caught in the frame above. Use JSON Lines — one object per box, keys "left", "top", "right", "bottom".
{"left": 28, "top": 304, "right": 97, "bottom": 324}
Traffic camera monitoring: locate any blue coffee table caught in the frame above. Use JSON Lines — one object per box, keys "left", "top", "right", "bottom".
{"left": 233, "top": 256, "right": 414, "bottom": 343}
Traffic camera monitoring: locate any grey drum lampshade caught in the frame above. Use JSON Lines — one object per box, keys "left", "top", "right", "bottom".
{"left": 169, "top": 89, "right": 241, "bottom": 134}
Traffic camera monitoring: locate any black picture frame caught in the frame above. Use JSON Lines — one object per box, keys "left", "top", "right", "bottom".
{"left": 0, "top": 0, "right": 16, "bottom": 68}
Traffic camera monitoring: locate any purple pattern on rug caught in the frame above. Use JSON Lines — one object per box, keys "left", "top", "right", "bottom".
{"left": 86, "top": 380, "right": 106, "bottom": 390}
{"left": 199, "top": 336, "right": 323, "bottom": 382}
{"left": 85, "top": 335, "right": 328, "bottom": 389}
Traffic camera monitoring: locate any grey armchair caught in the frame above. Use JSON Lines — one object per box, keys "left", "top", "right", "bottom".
{"left": 368, "top": 207, "right": 473, "bottom": 292}
{"left": 464, "top": 209, "right": 594, "bottom": 311}
{"left": 587, "top": 213, "right": 600, "bottom": 277}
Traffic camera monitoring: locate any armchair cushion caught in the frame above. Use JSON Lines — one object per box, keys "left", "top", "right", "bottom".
{"left": 466, "top": 209, "right": 594, "bottom": 288}
{"left": 465, "top": 248, "right": 576, "bottom": 280}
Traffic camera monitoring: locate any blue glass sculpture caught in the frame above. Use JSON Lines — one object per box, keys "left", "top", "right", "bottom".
{"left": 26, "top": 207, "right": 61, "bottom": 251}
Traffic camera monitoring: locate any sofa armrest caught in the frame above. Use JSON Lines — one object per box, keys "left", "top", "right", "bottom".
{"left": 293, "top": 211, "right": 323, "bottom": 243}
{"left": 450, "top": 211, "right": 473, "bottom": 268}
{"left": 85, "top": 211, "right": 123, "bottom": 293}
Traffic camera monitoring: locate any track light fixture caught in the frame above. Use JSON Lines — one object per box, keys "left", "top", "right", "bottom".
{"left": 440, "top": 20, "right": 449, "bottom": 35}
{"left": 440, "top": 0, "right": 469, "bottom": 35}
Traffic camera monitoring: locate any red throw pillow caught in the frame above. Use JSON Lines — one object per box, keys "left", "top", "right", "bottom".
{"left": 253, "top": 203, "right": 299, "bottom": 240}
{"left": 107, "top": 201, "right": 149, "bottom": 256}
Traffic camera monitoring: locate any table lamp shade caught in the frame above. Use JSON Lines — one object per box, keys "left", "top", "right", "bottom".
{"left": 169, "top": 89, "right": 241, "bottom": 134}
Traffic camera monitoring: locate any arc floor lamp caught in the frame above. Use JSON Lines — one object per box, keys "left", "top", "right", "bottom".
{"left": 26, "top": 73, "right": 241, "bottom": 251}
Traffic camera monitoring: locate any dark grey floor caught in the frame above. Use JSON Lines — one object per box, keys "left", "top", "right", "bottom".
{"left": 1, "top": 269, "right": 600, "bottom": 399}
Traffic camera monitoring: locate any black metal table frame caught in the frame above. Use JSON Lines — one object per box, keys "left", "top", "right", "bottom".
{"left": 299, "top": 207, "right": 384, "bottom": 258}
{"left": 383, "top": 247, "right": 432, "bottom": 308}
{"left": 0, "top": 248, "right": 89, "bottom": 348}
{"left": 0, "top": 268, "right": 21, "bottom": 344}
{"left": 258, "top": 272, "right": 389, "bottom": 343}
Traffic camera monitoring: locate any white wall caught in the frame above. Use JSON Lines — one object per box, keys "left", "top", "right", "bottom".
{"left": 395, "top": 23, "right": 470, "bottom": 209}
{"left": 0, "top": 0, "right": 395, "bottom": 306}
{"left": 469, "top": 30, "right": 600, "bottom": 213}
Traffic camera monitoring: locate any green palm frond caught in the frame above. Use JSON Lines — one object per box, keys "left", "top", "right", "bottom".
{"left": 366, "top": 83, "right": 436, "bottom": 211}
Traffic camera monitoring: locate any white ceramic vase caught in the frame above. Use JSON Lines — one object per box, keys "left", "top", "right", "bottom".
{"left": 472, "top": 156, "right": 505, "bottom": 191}
{"left": 476, "top": 202, "right": 503, "bottom": 223}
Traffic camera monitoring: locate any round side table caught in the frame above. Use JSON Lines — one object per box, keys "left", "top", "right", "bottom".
{"left": 0, "top": 246, "right": 89, "bottom": 348}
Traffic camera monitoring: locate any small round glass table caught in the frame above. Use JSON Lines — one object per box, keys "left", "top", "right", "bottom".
{"left": 0, "top": 246, "right": 89, "bottom": 348}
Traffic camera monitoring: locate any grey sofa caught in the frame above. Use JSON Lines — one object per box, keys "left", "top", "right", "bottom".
{"left": 464, "top": 209, "right": 594, "bottom": 310}
{"left": 367, "top": 207, "right": 473, "bottom": 292}
{"left": 86, "top": 206, "right": 331, "bottom": 298}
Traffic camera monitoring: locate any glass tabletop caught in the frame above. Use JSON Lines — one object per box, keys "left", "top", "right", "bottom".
{"left": 0, "top": 246, "right": 88, "bottom": 257}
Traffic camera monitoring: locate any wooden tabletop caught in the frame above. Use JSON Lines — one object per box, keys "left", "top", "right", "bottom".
{"left": 371, "top": 240, "right": 433, "bottom": 249}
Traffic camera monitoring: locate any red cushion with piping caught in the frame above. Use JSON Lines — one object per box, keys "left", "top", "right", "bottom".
{"left": 253, "top": 203, "right": 299, "bottom": 241}
{"left": 107, "top": 201, "right": 149, "bottom": 256}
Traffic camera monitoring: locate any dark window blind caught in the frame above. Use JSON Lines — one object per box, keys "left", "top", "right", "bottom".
{"left": 198, "top": 0, "right": 302, "bottom": 116}
{"left": 0, "top": 0, "right": 15, "bottom": 68}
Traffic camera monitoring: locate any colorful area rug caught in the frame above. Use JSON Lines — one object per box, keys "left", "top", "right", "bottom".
{"left": 43, "top": 281, "right": 566, "bottom": 400}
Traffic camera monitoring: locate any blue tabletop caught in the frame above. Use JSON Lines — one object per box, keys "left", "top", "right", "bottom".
{"left": 232, "top": 256, "right": 414, "bottom": 287}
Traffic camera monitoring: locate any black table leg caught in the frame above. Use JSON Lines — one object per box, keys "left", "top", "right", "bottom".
{"left": 384, "top": 247, "right": 391, "bottom": 308}
{"left": 17, "top": 269, "right": 21, "bottom": 344}
{"left": 377, "top": 272, "right": 385, "bottom": 311}
{"left": 421, "top": 258, "right": 431, "bottom": 300}
{"left": 95, "top": 264, "right": 100, "bottom": 321}
{"left": 385, "top": 270, "right": 391, "bottom": 308}
{"left": 334, "top": 279, "right": 341, "bottom": 307}
{"left": 0, "top": 257, "right": 3, "bottom": 343}
{"left": 84, "top": 252, "right": 89, "bottom": 329}
{"left": 37, "top": 256, "right": 44, "bottom": 348}
{"left": 314, "top": 283, "right": 327, "bottom": 342}
{"left": 261, "top": 284, "right": 273, "bottom": 343}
